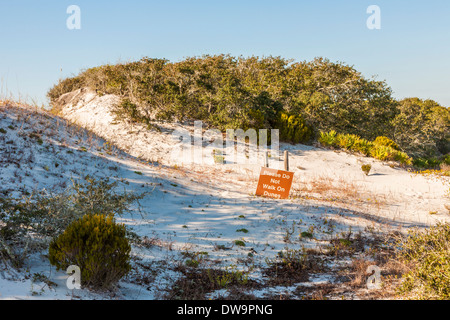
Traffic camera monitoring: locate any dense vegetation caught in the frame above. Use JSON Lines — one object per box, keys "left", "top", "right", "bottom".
{"left": 319, "top": 131, "right": 412, "bottom": 165}
{"left": 396, "top": 223, "right": 450, "bottom": 299}
{"left": 48, "top": 55, "right": 449, "bottom": 164}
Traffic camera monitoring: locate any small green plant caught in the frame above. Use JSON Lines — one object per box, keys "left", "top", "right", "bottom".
{"left": 234, "top": 240, "right": 246, "bottom": 247}
{"left": 48, "top": 213, "right": 131, "bottom": 290}
{"left": 318, "top": 130, "right": 338, "bottom": 147}
{"left": 361, "top": 164, "right": 372, "bottom": 176}
{"left": 236, "top": 228, "right": 249, "bottom": 234}
{"left": 185, "top": 259, "right": 200, "bottom": 268}
{"left": 0, "top": 128, "right": 7, "bottom": 134}
{"left": 300, "top": 231, "right": 313, "bottom": 239}
{"left": 213, "top": 265, "right": 249, "bottom": 288}
{"left": 213, "top": 151, "right": 225, "bottom": 164}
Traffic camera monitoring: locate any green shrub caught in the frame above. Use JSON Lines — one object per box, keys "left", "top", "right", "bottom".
{"left": 336, "top": 134, "right": 359, "bottom": 150}
{"left": 443, "top": 154, "right": 450, "bottom": 165}
{"left": 373, "top": 136, "right": 400, "bottom": 151}
{"left": 277, "top": 112, "right": 312, "bottom": 144}
{"left": 351, "top": 138, "right": 374, "bottom": 156}
{"left": 318, "top": 130, "right": 412, "bottom": 165}
{"left": 48, "top": 213, "right": 131, "bottom": 290}
{"left": 318, "top": 130, "right": 338, "bottom": 147}
{"left": 234, "top": 240, "right": 246, "bottom": 247}
{"left": 369, "top": 145, "right": 394, "bottom": 161}
{"left": 47, "top": 56, "right": 449, "bottom": 158}
{"left": 361, "top": 164, "right": 371, "bottom": 176}
{"left": 413, "top": 156, "right": 445, "bottom": 169}
{"left": 396, "top": 223, "right": 450, "bottom": 299}
{"left": 393, "top": 151, "right": 413, "bottom": 165}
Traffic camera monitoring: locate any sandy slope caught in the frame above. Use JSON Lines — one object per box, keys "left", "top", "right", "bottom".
{"left": 0, "top": 94, "right": 449, "bottom": 300}
{"left": 57, "top": 89, "right": 450, "bottom": 226}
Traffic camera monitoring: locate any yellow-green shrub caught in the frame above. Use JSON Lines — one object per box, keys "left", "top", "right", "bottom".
{"left": 373, "top": 136, "right": 400, "bottom": 151}
{"left": 318, "top": 130, "right": 338, "bottom": 147}
{"left": 277, "top": 112, "right": 312, "bottom": 144}
{"left": 48, "top": 214, "right": 131, "bottom": 290}
{"left": 351, "top": 138, "right": 374, "bottom": 156}
{"left": 361, "top": 164, "right": 371, "bottom": 176}
{"left": 318, "top": 130, "right": 412, "bottom": 165}
{"left": 370, "top": 145, "right": 395, "bottom": 161}
{"left": 336, "top": 134, "right": 360, "bottom": 150}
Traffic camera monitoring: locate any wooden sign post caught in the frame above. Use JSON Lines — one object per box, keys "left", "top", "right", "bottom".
{"left": 255, "top": 167, "right": 294, "bottom": 199}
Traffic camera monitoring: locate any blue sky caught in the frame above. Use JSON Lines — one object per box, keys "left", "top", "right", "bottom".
{"left": 1, "top": 0, "right": 449, "bottom": 107}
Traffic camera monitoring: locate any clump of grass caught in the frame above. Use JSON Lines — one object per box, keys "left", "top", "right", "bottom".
{"left": 166, "top": 265, "right": 254, "bottom": 300}
{"left": 212, "top": 149, "right": 225, "bottom": 164}
{"left": 300, "top": 231, "right": 313, "bottom": 239}
{"left": 263, "top": 247, "right": 323, "bottom": 286}
{"left": 361, "top": 164, "right": 372, "bottom": 176}
{"left": 395, "top": 223, "right": 450, "bottom": 299}
{"left": 234, "top": 240, "right": 246, "bottom": 247}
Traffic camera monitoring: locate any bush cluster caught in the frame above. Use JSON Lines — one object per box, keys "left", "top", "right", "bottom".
{"left": 277, "top": 112, "right": 313, "bottom": 144}
{"left": 48, "top": 55, "right": 449, "bottom": 157}
{"left": 396, "top": 223, "right": 450, "bottom": 299}
{"left": 48, "top": 213, "right": 131, "bottom": 290}
{"left": 373, "top": 136, "right": 400, "bottom": 151}
{"left": 318, "top": 131, "right": 412, "bottom": 165}
{"left": 48, "top": 55, "right": 397, "bottom": 142}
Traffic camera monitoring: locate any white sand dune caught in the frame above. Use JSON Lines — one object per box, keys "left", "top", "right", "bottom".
{"left": 0, "top": 93, "right": 449, "bottom": 300}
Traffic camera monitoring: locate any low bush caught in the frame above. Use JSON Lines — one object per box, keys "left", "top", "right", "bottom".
{"left": 361, "top": 164, "right": 371, "bottom": 176}
{"left": 318, "top": 130, "right": 338, "bottom": 147}
{"left": 48, "top": 213, "right": 131, "bottom": 290}
{"left": 373, "top": 136, "right": 400, "bottom": 151}
{"left": 277, "top": 112, "right": 313, "bottom": 144}
{"left": 412, "top": 154, "right": 450, "bottom": 169}
{"left": 318, "top": 131, "right": 412, "bottom": 165}
{"left": 396, "top": 223, "right": 450, "bottom": 299}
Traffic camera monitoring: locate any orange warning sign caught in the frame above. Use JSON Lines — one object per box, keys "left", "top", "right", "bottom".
{"left": 255, "top": 167, "right": 294, "bottom": 199}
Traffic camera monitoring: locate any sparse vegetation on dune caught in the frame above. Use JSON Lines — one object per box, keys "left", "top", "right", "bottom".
{"left": 0, "top": 140, "right": 145, "bottom": 271}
